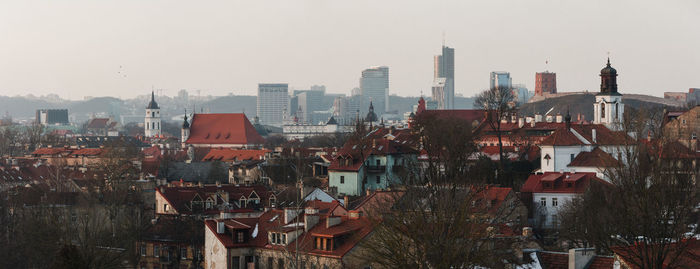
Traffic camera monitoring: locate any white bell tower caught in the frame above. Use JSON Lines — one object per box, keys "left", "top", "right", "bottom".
{"left": 145, "top": 91, "right": 161, "bottom": 137}
{"left": 593, "top": 58, "right": 624, "bottom": 131}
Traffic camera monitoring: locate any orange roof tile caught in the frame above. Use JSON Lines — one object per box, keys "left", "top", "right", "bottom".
{"left": 186, "top": 113, "right": 264, "bottom": 146}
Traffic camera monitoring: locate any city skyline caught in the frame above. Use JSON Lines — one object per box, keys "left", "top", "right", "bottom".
{"left": 0, "top": 0, "right": 698, "bottom": 100}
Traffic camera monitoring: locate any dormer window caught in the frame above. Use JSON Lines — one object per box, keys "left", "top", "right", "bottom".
{"left": 237, "top": 231, "right": 245, "bottom": 243}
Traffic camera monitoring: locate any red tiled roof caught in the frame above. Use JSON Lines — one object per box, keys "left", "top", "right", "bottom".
{"left": 418, "top": 109, "right": 486, "bottom": 124}
{"left": 329, "top": 138, "right": 417, "bottom": 172}
{"left": 71, "top": 148, "right": 103, "bottom": 156}
{"left": 521, "top": 172, "right": 609, "bottom": 194}
{"left": 540, "top": 127, "right": 586, "bottom": 146}
{"left": 588, "top": 256, "right": 614, "bottom": 269}
{"left": 202, "top": 149, "right": 270, "bottom": 162}
{"left": 570, "top": 124, "right": 634, "bottom": 146}
{"left": 156, "top": 184, "right": 274, "bottom": 215}
{"left": 186, "top": 113, "right": 264, "bottom": 146}
{"left": 612, "top": 239, "right": 700, "bottom": 269}
{"left": 568, "top": 147, "right": 620, "bottom": 167}
{"left": 32, "top": 148, "right": 71, "bottom": 155}
{"left": 537, "top": 251, "right": 569, "bottom": 269}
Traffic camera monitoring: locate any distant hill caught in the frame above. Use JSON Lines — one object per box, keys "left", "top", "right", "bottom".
{"left": 519, "top": 93, "right": 681, "bottom": 120}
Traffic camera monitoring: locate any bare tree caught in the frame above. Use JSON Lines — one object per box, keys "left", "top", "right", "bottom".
{"left": 354, "top": 113, "right": 522, "bottom": 268}
{"left": 474, "top": 86, "right": 517, "bottom": 181}
{"left": 558, "top": 117, "right": 699, "bottom": 268}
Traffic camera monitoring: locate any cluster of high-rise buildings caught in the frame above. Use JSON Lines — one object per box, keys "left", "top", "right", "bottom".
{"left": 253, "top": 43, "right": 569, "bottom": 129}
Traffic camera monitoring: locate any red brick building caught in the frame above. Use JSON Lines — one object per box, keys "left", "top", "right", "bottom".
{"left": 535, "top": 72, "right": 557, "bottom": 96}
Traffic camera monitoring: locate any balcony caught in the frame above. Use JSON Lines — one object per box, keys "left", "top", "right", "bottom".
{"left": 366, "top": 165, "right": 386, "bottom": 173}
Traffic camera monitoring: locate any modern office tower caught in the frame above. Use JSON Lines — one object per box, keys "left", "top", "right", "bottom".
{"left": 295, "top": 89, "right": 325, "bottom": 124}
{"left": 36, "top": 109, "right": 69, "bottom": 125}
{"left": 144, "top": 91, "right": 161, "bottom": 137}
{"left": 432, "top": 46, "right": 455, "bottom": 109}
{"left": 535, "top": 72, "right": 557, "bottom": 96}
{"left": 332, "top": 95, "right": 362, "bottom": 125}
{"left": 512, "top": 84, "right": 530, "bottom": 103}
{"left": 360, "top": 66, "right": 389, "bottom": 116}
{"left": 490, "top": 72, "right": 512, "bottom": 89}
{"left": 257, "top": 83, "right": 289, "bottom": 127}
{"left": 431, "top": 78, "right": 447, "bottom": 110}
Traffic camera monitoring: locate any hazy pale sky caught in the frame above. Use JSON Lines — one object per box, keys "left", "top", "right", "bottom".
{"left": 0, "top": 0, "right": 698, "bottom": 100}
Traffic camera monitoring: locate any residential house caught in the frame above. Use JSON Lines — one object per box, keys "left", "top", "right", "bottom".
{"left": 663, "top": 106, "right": 700, "bottom": 150}
{"left": 204, "top": 199, "right": 374, "bottom": 269}
{"left": 520, "top": 172, "right": 610, "bottom": 229}
{"left": 328, "top": 138, "right": 417, "bottom": 196}
{"left": 155, "top": 183, "right": 276, "bottom": 217}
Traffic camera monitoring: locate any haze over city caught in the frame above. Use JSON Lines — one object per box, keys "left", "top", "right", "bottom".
{"left": 0, "top": 0, "right": 698, "bottom": 100}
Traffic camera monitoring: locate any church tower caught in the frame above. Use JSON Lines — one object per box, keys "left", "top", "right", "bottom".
{"left": 181, "top": 110, "right": 190, "bottom": 147}
{"left": 145, "top": 91, "right": 161, "bottom": 137}
{"left": 593, "top": 58, "right": 624, "bottom": 130}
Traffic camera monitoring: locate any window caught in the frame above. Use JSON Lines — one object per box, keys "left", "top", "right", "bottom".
{"left": 682, "top": 119, "right": 686, "bottom": 125}
{"left": 376, "top": 159, "right": 380, "bottom": 166}
{"left": 140, "top": 244, "right": 146, "bottom": 256}
{"left": 281, "top": 233, "right": 286, "bottom": 244}
{"left": 180, "top": 247, "right": 187, "bottom": 259}
{"left": 163, "top": 204, "right": 168, "bottom": 212}
{"left": 601, "top": 104, "right": 605, "bottom": 118}
{"left": 340, "top": 176, "right": 345, "bottom": 184}
{"left": 278, "top": 258, "right": 285, "bottom": 269}
{"left": 237, "top": 231, "right": 245, "bottom": 243}
{"left": 570, "top": 154, "right": 575, "bottom": 162}
{"left": 154, "top": 245, "right": 159, "bottom": 257}
{"left": 540, "top": 197, "right": 546, "bottom": 207}
{"left": 552, "top": 214, "right": 559, "bottom": 228}
{"left": 692, "top": 133, "right": 697, "bottom": 140}
{"left": 232, "top": 256, "right": 240, "bottom": 269}
{"left": 552, "top": 198, "right": 558, "bottom": 207}
{"left": 376, "top": 176, "right": 380, "bottom": 184}
{"left": 152, "top": 112, "right": 155, "bottom": 117}
{"left": 268, "top": 257, "right": 273, "bottom": 269}
{"left": 271, "top": 233, "right": 277, "bottom": 244}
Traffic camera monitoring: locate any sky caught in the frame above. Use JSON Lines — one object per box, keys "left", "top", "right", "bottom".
{"left": 0, "top": 0, "right": 698, "bottom": 100}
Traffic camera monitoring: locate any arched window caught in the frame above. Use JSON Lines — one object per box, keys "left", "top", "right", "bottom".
{"left": 152, "top": 112, "right": 155, "bottom": 117}
{"left": 615, "top": 103, "right": 619, "bottom": 119}
{"left": 601, "top": 103, "right": 605, "bottom": 118}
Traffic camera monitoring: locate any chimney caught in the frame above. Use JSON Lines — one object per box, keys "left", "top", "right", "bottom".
{"left": 569, "top": 248, "right": 596, "bottom": 269}
{"left": 304, "top": 214, "right": 319, "bottom": 232}
{"left": 372, "top": 139, "right": 376, "bottom": 148}
{"left": 592, "top": 129, "right": 597, "bottom": 143}
{"left": 343, "top": 196, "right": 349, "bottom": 207}
{"left": 284, "top": 208, "right": 301, "bottom": 224}
{"left": 366, "top": 189, "right": 371, "bottom": 196}
{"left": 518, "top": 118, "right": 525, "bottom": 128}
{"left": 217, "top": 221, "right": 225, "bottom": 234}
{"left": 326, "top": 216, "right": 341, "bottom": 228}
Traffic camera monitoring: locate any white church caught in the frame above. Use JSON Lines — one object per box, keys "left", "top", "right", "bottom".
{"left": 537, "top": 59, "right": 633, "bottom": 180}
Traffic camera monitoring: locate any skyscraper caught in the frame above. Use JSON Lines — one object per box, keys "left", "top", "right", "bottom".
{"left": 360, "top": 66, "right": 389, "bottom": 116}
{"left": 432, "top": 46, "right": 455, "bottom": 109}
{"left": 490, "top": 71, "right": 512, "bottom": 89}
{"left": 257, "top": 83, "right": 289, "bottom": 126}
